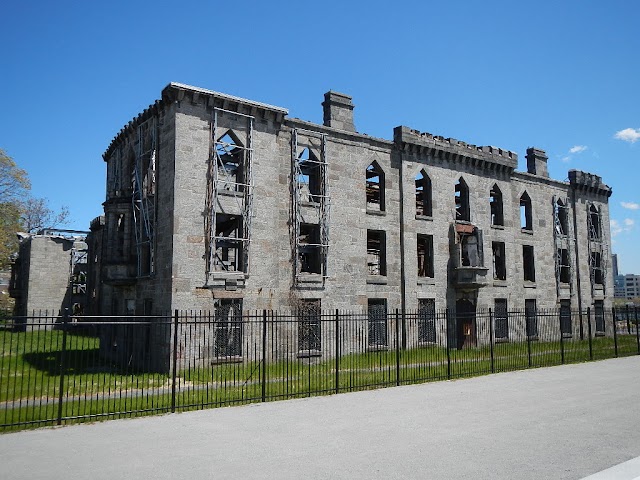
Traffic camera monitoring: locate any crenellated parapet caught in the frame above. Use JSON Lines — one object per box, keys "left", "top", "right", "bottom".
{"left": 393, "top": 126, "right": 518, "bottom": 173}
{"left": 569, "top": 169, "right": 613, "bottom": 198}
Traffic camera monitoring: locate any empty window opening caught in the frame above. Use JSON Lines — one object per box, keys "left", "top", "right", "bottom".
{"left": 368, "top": 299, "right": 388, "bottom": 348}
{"left": 489, "top": 185, "right": 504, "bottom": 226}
{"left": 214, "top": 214, "right": 244, "bottom": 272}
{"left": 415, "top": 170, "right": 432, "bottom": 217}
{"left": 367, "top": 230, "right": 386, "bottom": 276}
{"left": 520, "top": 192, "right": 532, "bottom": 231}
{"left": 213, "top": 299, "right": 243, "bottom": 358}
{"left": 458, "top": 226, "right": 483, "bottom": 268}
{"left": 455, "top": 177, "right": 470, "bottom": 222}
{"left": 297, "top": 148, "right": 321, "bottom": 203}
{"left": 555, "top": 198, "right": 569, "bottom": 236}
{"left": 298, "top": 299, "right": 321, "bottom": 352}
{"left": 558, "top": 248, "right": 571, "bottom": 284}
{"left": 560, "top": 299, "right": 572, "bottom": 336}
{"left": 525, "top": 299, "right": 538, "bottom": 338}
{"left": 366, "top": 162, "right": 385, "bottom": 210}
{"left": 591, "top": 252, "right": 604, "bottom": 285}
{"left": 492, "top": 241, "right": 506, "bottom": 280}
{"left": 117, "top": 214, "right": 126, "bottom": 258}
{"left": 523, "top": 245, "right": 536, "bottom": 282}
{"left": 589, "top": 204, "right": 601, "bottom": 240}
{"left": 299, "top": 224, "right": 321, "bottom": 274}
{"left": 216, "top": 132, "right": 245, "bottom": 192}
{"left": 417, "top": 234, "right": 434, "bottom": 278}
{"left": 418, "top": 298, "right": 436, "bottom": 343}
{"left": 594, "top": 300, "right": 605, "bottom": 334}
{"left": 494, "top": 299, "right": 509, "bottom": 341}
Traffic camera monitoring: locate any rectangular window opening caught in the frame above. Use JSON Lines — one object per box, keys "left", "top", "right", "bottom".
{"left": 525, "top": 299, "right": 538, "bottom": 338}
{"left": 560, "top": 300, "right": 572, "bottom": 337}
{"left": 418, "top": 299, "right": 436, "bottom": 344}
{"left": 417, "top": 234, "right": 434, "bottom": 278}
{"left": 594, "top": 300, "right": 605, "bottom": 334}
{"left": 298, "top": 299, "right": 321, "bottom": 352}
{"left": 492, "top": 241, "right": 506, "bottom": 280}
{"left": 368, "top": 299, "right": 388, "bottom": 348}
{"left": 367, "top": 230, "right": 386, "bottom": 276}
{"left": 559, "top": 248, "right": 570, "bottom": 284}
{"left": 523, "top": 245, "right": 535, "bottom": 282}
{"left": 213, "top": 299, "right": 243, "bottom": 358}
{"left": 298, "top": 224, "right": 321, "bottom": 274}
{"left": 214, "top": 214, "right": 244, "bottom": 272}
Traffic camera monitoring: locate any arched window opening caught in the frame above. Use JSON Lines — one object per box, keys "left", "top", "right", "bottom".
{"left": 489, "top": 184, "right": 503, "bottom": 226}
{"left": 366, "top": 162, "right": 385, "bottom": 211}
{"left": 520, "top": 192, "right": 532, "bottom": 231}
{"left": 216, "top": 131, "right": 245, "bottom": 192}
{"left": 415, "top": 170, "right": 432, "bottom": 217}
{"left": 455, "top": 177, "right": 470, "bottom": 222}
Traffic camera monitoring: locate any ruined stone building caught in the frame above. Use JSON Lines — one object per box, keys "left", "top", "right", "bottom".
{"left": 10, "top": 230, "right": 88, "bottom": 319}
{"left": 92, "top": 82, "right": 613, "bottom": 353}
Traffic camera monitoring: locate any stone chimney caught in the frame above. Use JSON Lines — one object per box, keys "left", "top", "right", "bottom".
{"left": 526, "top": 147, "right": 549, "bottom": 177}
{"left": 322, "top": 91, "right": 355, "bottom": 132}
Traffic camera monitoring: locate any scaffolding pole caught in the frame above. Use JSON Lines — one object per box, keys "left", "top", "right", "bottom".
{"left": 292, "top": 128, "right": 330, "bottom": 285}
{"left": 132, "top": 116, "right": 157, "bottom": 277}
{"left": 206, "top": 108, "right": 254, "bottom": 282}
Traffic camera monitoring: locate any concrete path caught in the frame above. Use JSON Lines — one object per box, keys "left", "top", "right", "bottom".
{"left": 1, "top": 357, "right": 640, "bottom": 480}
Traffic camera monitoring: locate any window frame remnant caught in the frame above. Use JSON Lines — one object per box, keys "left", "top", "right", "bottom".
{"left": 457, "top": 225, "right": 484, "bottom": 268}
{"left": 213, "top": 214, "right": 245, "bottom": 273}
{"left": 455, "top": 177, "right": 470, "bottom": 222}
{"left": 418, "top": 298, "right": 436, "bottom": 344}
{"left": 594, "top": 300, "right": 605, "bottom": 334}
{"left": 494, "top": 298, "right": 509, "bottom": 341}
{"left": 213, "top": 299, "right": 243, "bottom": 358}
{"left": 492, "top": 241, "right": 506, "bottom": 280}
{"left": 588, "top": 204, "right": 601, "bottom": 240}
{"left": 367, "top": 299, "right": 388, "bottom": 348}
{"left": 415, "top": 170, "right": 432, "bottom": 217}
{"left": 523, "top": 245, "right": 536, "bottom": 282}
{"left": 367, "top": 230, "right": 387, "bottom": 276}
{"left": 417, "top": 234, "right": 434, "bottom": 278}
{"left": 216, "top": 131, "right": 246, "bottom": 193}
{"left": 555, "top": 198, "right": 569, "bottom": 236}
{"left": 297, "top": 299, "right": 321, "bottom": 353}
{"left": 489, "top": 184, "right": 504, "bottom": 227}
{"left": 520, "top": 191, "right": 533, "bottom": 231}
{"left": 590, "top": 251, "right": 604, "bottom": 285}
{"left": 297, "top": 148, "right": 322, "bottom": 203}
{"left": 366, "top": 161, "right": 385, "bottom": 211}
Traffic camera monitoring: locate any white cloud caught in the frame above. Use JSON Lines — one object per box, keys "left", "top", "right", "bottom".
{"left": 569, "top": 145, "right": 587, "bottom": 154}
{"left": 614, "top": 128, "right": 640, "bottom": 143}
{"left": 621, "top": 202, "right": 640, "bottom": 210}
{"left": 561, "top": 156, "right": 570, "bottom": 163}
{"left": 611, "top": 218, "right": 635, "bottom": 237}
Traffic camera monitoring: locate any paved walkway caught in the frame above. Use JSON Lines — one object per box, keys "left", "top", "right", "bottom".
{"left": 1, "top": 356, "right": 640, "bottom": 480}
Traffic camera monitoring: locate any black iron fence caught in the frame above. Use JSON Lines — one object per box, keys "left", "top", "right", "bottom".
{"left": 1, "top": 305, "right": 639, "bottom": 431}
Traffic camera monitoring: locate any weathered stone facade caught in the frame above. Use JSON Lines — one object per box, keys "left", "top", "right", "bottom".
{"left": 10, "top": 232, "right": 88, "bottom": 320}
{"left": 95, "top": 83, "right": 613, "bottom": 361}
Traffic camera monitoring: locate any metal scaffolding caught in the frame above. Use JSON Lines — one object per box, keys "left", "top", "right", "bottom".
{"left": 205, "top": 108, "right": 254, "bottom": 281}
{"left": 553, "top": 196, "right": 574, "bottom": 295}
{"left": 291, "top": 128, "right": 330, "bottom": 284}
{"left": 587, "top": 202, "right": 607, "bottom": 295}
{"left": 131, "top": 116, "right": 157, "bottom": 277}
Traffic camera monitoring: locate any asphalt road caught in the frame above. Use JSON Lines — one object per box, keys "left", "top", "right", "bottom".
{"left": 2, "top": 356, "right": 640, "bottom": 480}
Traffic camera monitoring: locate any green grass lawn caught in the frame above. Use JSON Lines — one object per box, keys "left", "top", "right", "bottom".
{"left": 1, "top": 327, "right": 638, "bottom": 431}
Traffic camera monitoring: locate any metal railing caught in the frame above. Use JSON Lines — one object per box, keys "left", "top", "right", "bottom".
{"left": 1, "top": 305, "right": 638, "bottom": 431}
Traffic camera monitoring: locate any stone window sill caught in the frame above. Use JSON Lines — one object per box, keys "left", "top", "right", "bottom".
{"left": 493, "top": 280, "right": 507, "bottom": 287}
{"left": 415, "top": 215, "right": 433, "bottom": 221}
{"left": 417, "top": 277, "right": 435, "bottom": 285}
{"left": 297, "top": 350, "right": 322, "bottom": 358}
{"left": 367, "top": 345, "right": 388, "bottom": 352}
{"left": 367, "top": 276, "right": 388, "bottom": 285}
{"left": 366, "top": 208, "right": 386, "bottom": 216}
{"left": 521, "top": 228, "right": 534, "bottom": 235}
{"left": 211, "top": 356, "right": 243, "bottom": 365}
{"left": 491, "top": 224, "right": 505, "bottom": 230}
{"left": 524, "top": 281, "right": 537, "bottom": 288}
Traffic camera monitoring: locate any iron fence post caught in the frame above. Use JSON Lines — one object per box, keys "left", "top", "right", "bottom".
{"left": 395, "top": 309, "right": 400, "bottom": 387}
{"left": 559, "top": 310, "right": 565, "bottom": 365}
{"left": 586, "top": 307, "right": 593, "bottom": 360}
{"left": 627, "top": 305, "right": 632, "bottom": 335}
{"left": 57, "top": 308, "right": 70, "bottom": 426}
{"left": 635, "top": 306, "right": 640, "bottom": 355}
{"left": 171, "top": 310, "right": 178, "bottom": 413}
{"left": 335, "top": 309, "right": 340, "bottom": 395}
{"left": 612, "top": 307, "right": 618, "bottom": 357}
{"left": 262, "top": 310, "right": 267, "bottom": 402}
{"left": 488, "top": 309, "right": 495, "bottom": 373}
{"left": 445, "top": 308, "right": 451, "bottom": 379}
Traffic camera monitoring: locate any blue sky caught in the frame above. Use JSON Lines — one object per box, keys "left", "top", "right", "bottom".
{"left": 2, "top": 0, "right": 639, "bottom": 272}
